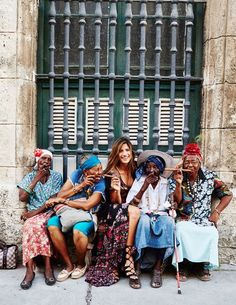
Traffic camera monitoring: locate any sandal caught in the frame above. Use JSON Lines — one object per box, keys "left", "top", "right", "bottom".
{"left": 151, "top": 270, "right": 162, "bottom": 288}
{"left": 124, "top": 246, "right": 141, "bottom": 289}
{"left": 112, "top": 269, "right": 120, "bottom": 283}
{"left": 178, "top": 269, "right": 188, "bottom": 282}
{"left": 197, "top": 269, "right": 211, "bottom": 281}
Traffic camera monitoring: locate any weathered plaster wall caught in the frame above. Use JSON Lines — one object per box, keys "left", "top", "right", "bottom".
{"left": 0, "top": 0, "right": 38, "bottom": 246}
{"left": 0, "top": 0, "right": 235, "bottom": 265}
{"left": 202, "top": 0, "right": 236, "bottom": 263}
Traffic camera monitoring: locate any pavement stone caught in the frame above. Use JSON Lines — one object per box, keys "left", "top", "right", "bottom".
{"left": 1, "top": 266, "right": 236, "bottom": 305}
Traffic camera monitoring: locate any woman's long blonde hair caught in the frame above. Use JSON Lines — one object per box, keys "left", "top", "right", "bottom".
{"left": 104, "top": 137, "right": 136, "bottom": 175}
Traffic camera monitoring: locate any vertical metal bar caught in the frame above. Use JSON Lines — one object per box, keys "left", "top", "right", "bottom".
{"left": 48, "top": 0, "right": 56, "bottom": 156}
{"left": 76, "top": 0, "right": 86, "bottom": 164}
{"left": 137, "top": 0, "right": 147, "bottom": 154}
{"left": 123, "top": 0, "right": 133, "bottom": 139}
{"left": 92, "top": 0, "right": 102, "bottom": 155}
{"left": 153, "top": 0, "right": 163, "bottom": 149}
{"left": 183, "top": 0, "right": 194, "bottom": 148}
{"left": 168, "top": 0, "right": 178, "bottom": 156}
{"left": 62, "top": 0, "right": 71, "bottom": 181}
{"left": 108, "top": 0, "right": 117, "bottom": 152}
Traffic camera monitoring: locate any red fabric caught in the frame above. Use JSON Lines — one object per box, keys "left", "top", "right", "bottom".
{"left": 182, "top": 143, "right": 202, "bottom": 160}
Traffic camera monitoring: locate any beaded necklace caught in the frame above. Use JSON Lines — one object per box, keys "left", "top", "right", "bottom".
{"left": 186, "top": 176, "right": 200, "bottom": 204}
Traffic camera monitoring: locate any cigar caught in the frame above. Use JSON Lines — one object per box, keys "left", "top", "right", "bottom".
{"left": 103, "top": 174, "right": 116, "bottom": 178}
{"left": 165, "top": 168, "right": 192, "bottom": 172}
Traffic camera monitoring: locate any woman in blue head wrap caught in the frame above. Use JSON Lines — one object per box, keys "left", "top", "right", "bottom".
{"left": 126, "top": 150, "right": 176, "bottom": 289}
{"left": 47, "top": 155, "right": 105, "bottom": 282}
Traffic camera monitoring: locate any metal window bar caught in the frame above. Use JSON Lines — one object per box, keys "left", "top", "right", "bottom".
{"left": 183, "top": 0, "right": 194, "bottom": 149}
{"left": 152, "top": 1, "right": 163, "bottom": 149}
{"left": 45, "top": 0, "right": 205, "bottom": 179}
{"left": 92, "top": 0, "right": 102, "bottom": 155}
{"left": 107, "top": 0, "right": 117, "bottom": 152}
{"left": 62, "top": 0, "right": 71, "bottom": 180}
{"left": 76, "top": 0, "right": 86, "bottom": 164}
{"left": 48, "top": 0, "right": 56, "bottom": 155}
{"left": 123, "top": 0, "right": 133, "bottom": 138}
{"left": 167, "top": 0, "right": 178, "bottom": 156}
{"left": 137, "top": 0, "right": 147, "bottom": 154}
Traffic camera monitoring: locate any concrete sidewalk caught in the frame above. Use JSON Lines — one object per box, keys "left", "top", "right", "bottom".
{"left": 1, "top": 266, "right": 236, "bottom": 305}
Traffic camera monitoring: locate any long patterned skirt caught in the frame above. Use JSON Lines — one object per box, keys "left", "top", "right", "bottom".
{"left": 86, "top": 203, "right": 129, "bottom": 287}
{"left": 22, "top": 212, "right": 53, "bottom": 265}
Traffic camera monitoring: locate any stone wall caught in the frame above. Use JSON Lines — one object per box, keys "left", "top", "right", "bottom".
{"left": 202, "top": 0, "right": 236, "bottom": 263}
{"left": 0, "top": 0, "right": 38, "bottom": 246}
{"left": 0, "top": 0, "right": 235, "bottom": 264}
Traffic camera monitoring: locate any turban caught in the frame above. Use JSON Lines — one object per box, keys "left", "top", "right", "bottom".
{"left": 182, "top": 143, "right": 202, "bottom": 161}
{"left": 135, "top": 155, "right": 165, "bottom": 181}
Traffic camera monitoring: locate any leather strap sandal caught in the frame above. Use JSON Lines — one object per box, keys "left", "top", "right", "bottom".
{"left": 178, "top": 269, "right": 188, "bottom": 282}
{"left": 197, "top": 269, "right": 211, "bottom": 281}
{"left": 151, "top": 270, "right": 162, "bottom": 288}
{"left": 125, "top": 246, "right": 141, "bottom": 289}
{"left": 20, "top": 272, "right": 35, "bottom": 290}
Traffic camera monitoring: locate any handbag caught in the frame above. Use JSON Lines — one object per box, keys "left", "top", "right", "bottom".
{"left": 0, "top": 240, "right": 18, "bottom": 269}
{"left": 55, "top": 205, "right": 92, "bottom": 233}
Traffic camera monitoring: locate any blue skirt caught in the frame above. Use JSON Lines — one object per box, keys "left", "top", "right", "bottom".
{"left": 135, "top": 213, "right": 175, "bottom": 269}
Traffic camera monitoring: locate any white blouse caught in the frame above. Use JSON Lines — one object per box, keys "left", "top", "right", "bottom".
{"left": 126, "top": 176, "right": 169, "bottom": 214}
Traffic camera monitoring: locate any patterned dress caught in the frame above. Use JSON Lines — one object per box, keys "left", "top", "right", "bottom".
{"left": 85, "top": 177, "right": 131, "bottom": 286}
{"left": 169, "top": 167, "right": 232, "bottom": 268}
{"left": 17, "top": 170, "right": 63, "bottom": 265}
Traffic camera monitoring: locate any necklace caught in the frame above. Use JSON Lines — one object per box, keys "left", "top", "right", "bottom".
{"left": 186, "top": 176, "right": 200, "bottom": 203}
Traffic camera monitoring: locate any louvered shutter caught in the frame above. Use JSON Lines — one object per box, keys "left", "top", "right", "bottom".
{"left": 85, "top": 98, "right": 110, "bottom": 144}
{"left": 53, "top": 97, "right": 77, "bottom": 144}
{"left": 127, "top": 98, "right": 150, "bottom": 145}
{"left": 158, "top": 98, "right": 184, "bottom": 145}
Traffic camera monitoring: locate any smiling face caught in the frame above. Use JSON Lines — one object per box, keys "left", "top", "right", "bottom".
{"left": 183, "top": 155, "right": 201, "bottom": 175}
{"left": 118, "top": 143, "right": 132, "bottom": 165}
{"left": 84, "top": 163, "right": 103, "bottom": 182}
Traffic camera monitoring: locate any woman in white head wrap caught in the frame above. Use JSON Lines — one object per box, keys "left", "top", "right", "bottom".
{"left": 17, "top": 148, "right": 63, "bottom": 289}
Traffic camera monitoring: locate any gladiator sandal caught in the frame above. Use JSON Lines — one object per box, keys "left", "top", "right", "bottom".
{"left": 124, "top": 246, "right": 141, "bottom": 289}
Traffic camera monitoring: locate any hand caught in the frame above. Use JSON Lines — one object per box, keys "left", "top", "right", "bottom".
{"left": 110, "top": 175, "right": 121, "bottom": 192}
{"left": 143, "top": 173, "right": 159, "bottom": 188}
{"left": 21, "top": 211, "right": 32, "bottom": 221}
{"left": 209, "top": 210, "right": 220, "bottom": 225}
{"left": 173, "top": 169, "right": 183, "bottom": 185}
{"left": 35, "top": 167, "right": 50, "bottom": 181}
{"left": 83, "top": 175, "right": 96, "bottom": 187}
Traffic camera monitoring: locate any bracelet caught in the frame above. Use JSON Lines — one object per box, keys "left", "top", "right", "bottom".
{"left": 25, "top": 187, "right": 33, "bottom": 195}
{"left": 133, "top": 196, "right": 140, "bottom": 204}
{"left": 214, "top": 208, "right": 221, "bottom": 215}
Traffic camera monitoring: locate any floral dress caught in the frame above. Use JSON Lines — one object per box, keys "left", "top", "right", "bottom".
{"left": 86, "top": 177, "right": 131, "bottom": 286}
{"left": 169, "top": 167, "right": 232, "bottom": 268}
{"left": 17, "top": 170, "right": 62, "bottom": 265}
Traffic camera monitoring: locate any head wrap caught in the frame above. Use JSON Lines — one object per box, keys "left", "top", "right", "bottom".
{"left": 80, "top": 155, "right": 101, "bottom": 171}
{"left": 182, "top": 143, "right": 202, "bottom": 162}
{"left": 34, "top": 148, "right": 53, "bottom": 169}
{"left": 135, "top": 155, "right": 165, "bottom": 181}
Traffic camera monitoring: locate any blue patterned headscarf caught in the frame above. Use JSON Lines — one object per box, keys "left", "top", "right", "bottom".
{"left": 135, "top": 155, "right": 165, "bottom": 181}
{"left": 80, "top": 155, "right": 101, "bottom": 171}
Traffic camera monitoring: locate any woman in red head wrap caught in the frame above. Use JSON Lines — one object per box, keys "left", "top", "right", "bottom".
{"left": 169, "top": 143, "right": 232, "bottom": 281}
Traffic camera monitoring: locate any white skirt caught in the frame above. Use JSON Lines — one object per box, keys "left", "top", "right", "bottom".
{"left": 172, "top": 221, "right": 219, "bottom": 268}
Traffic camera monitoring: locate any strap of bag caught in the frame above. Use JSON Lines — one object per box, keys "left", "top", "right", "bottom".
{"left": 2, "top": 247, "right": 8, "bottom": 269}
{"left": 0, "top": 240, "right": 6, "bottom": 249}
